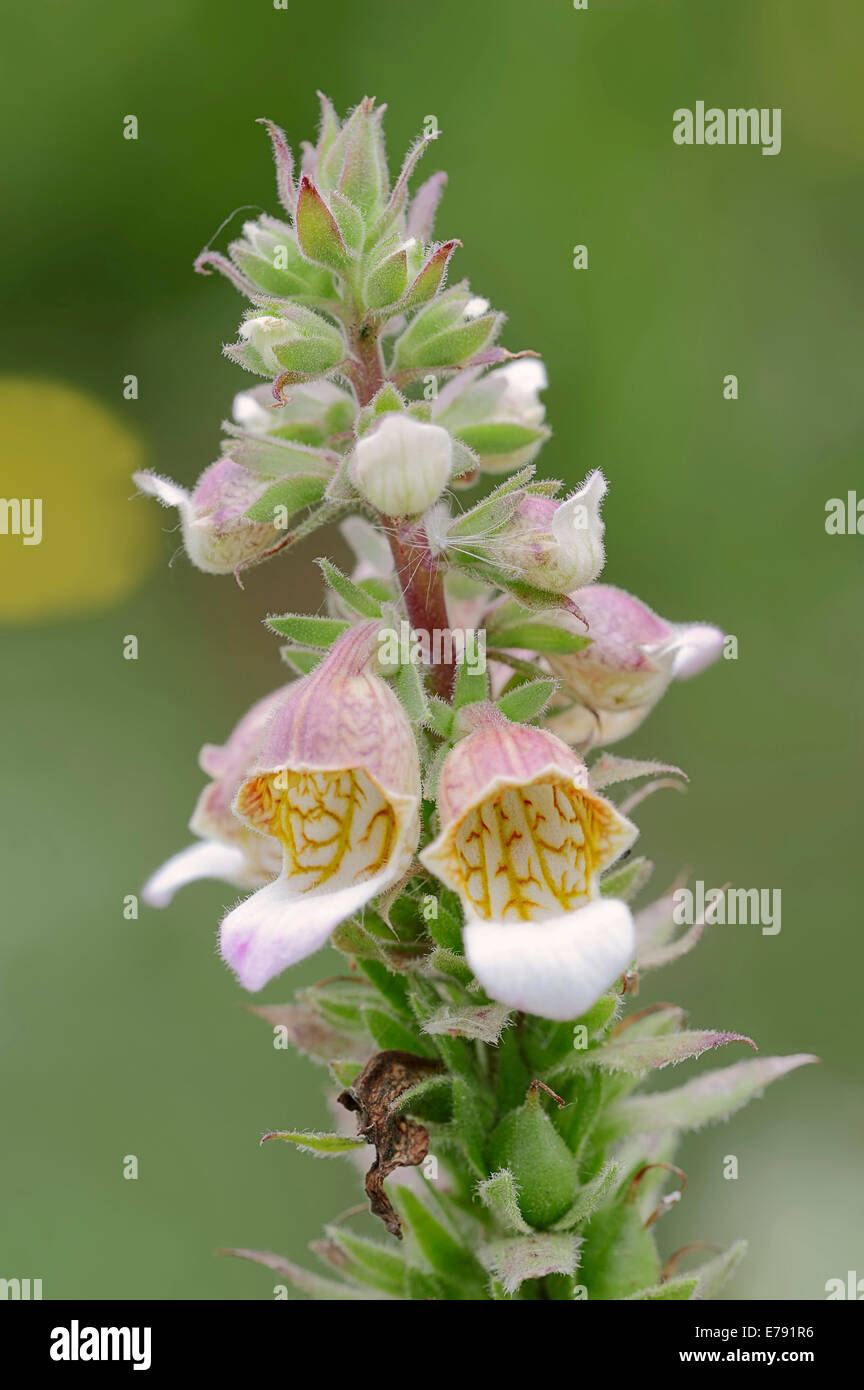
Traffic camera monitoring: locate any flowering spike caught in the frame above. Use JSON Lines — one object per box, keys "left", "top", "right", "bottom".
{"left": 136, "top": 94, "right": 807, "bottom": 1303}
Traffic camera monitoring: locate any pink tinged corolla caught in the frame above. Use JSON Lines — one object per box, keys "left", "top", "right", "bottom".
{"left": 486, "top": 470, "right": 607, "bottom": 594}
{"left": 420, "top": 704, "right": 638, "bottom": 1020}
{"left": 220, "top": 623, "right": 422, "bottom": 992}
{"left": 142, "top": 686, "right": 290, "bottom": 908}
{"left": 134, "top": 458, "right": 284, "bottom": 574}
{"left": 544, "top": 584, "right": 724, "bottom": 747}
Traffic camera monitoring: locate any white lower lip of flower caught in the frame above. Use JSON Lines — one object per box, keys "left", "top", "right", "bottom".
{"left": 221, "top": 765, "right": 419, "bottom": 991}
{"left": 463, "top": 898, "right": 635, "bottom": 1021}
{"left": 667, "top": 623, "right": 726, "bottom": 679}
{"left": 421, "top": 772, "right": 636, "bottom": 920}
{"left": 143, "top": 840, "right": 251, "bottom": 908}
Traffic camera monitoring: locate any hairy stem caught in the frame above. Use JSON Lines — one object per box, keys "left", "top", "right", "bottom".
{"left": 388, "top": 522, "right": 456, "bottom": 700}
{"left": 347, "top": 317, "right": 456, "bottom": 701}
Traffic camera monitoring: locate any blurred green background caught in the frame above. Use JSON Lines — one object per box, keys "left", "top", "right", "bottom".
{"left": 1, "top": 0, "right": 861, "bottom": 1300}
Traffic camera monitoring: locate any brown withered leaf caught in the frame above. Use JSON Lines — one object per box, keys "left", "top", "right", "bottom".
{"left": 338, "top": 1049, "right": 446, "bottom": 1239}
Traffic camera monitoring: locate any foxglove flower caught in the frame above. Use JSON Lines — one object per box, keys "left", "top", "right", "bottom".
{"left": 220, "top": 623, "right": 421, "bottom": 991}
{"left": 349, "top": 413, "right": 453, "bottom": 516}
{"left": 545, "top": 585, "right": 724, "bottom": 746}
{"left": 134, "top": 459, "right": 284, "bottom": 574}
{"left": 420, "top": 704, "right": 637, "bottom": 1019}
{"left": 484, "top": 470, "right": 606, "bottom": 593}
{"left": 232, "top": 380, "right": 354, "bottom": 443}
{"left": 435, "top": 359, "right": 550, "bottom": 472}
{"left": 143, "top": 686, "right": 288, "bottom": 907}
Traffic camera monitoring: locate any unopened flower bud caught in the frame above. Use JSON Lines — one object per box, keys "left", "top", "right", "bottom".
{"left": 460, "top": 471, "right": 606, "bottom": 594}
{"left": 350, "top": 413, "right": 452, "bottom": 517}
{"left": 231, "top": 306, "right": 344, "bottom": 379}
{"left": 134, "top": 458, "right": 282, "bottom": 574}
{"left": 436, "top": 359, "right": 549, "bottom": 473}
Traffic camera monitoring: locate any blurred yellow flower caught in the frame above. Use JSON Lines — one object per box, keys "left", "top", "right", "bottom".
{"left": 0, "top": 378, "right": 157, "bottom": 623}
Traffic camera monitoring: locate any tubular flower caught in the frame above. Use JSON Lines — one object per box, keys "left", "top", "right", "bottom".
{"left": 143, "top": 687, "right": 289, "bottom": 907}
{"left": 544, "top": 584, "right": 724, "bottom": 747}
{"left": 134, "top": 458, "right": 283, "bottom": 574}
{"left": 435, "top": 359, "right": 550, "bottom": 473}
{"left": 420, "top": 704, "right": 637, "bottom": 1020}
{"left": 486, "top": 470, "right": 606, "bottom": 593}
{"left": 220, "top": 623, "right": 422, "bottom": 991}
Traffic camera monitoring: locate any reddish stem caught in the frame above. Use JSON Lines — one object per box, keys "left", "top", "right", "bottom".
{"left": 346, "top": 319, "right": 455, "bottom": 702}
{"left": 387, "top": 522, "right": 456, "bottom": 701}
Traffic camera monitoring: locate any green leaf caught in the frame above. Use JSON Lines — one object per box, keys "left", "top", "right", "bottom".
{"left": 317, "top": 1227, "right": 410, "bottom": 1298}
{"left": 579, "top": 1195, "right": 660, "bottom": 1300}
{"left": 590, "top": 753, "right": 687, "bottom": 792}
{"left": 328, "top": 1059, "right": 362, "bottom": 1088}
{"left": 362, "top": 1006, "right": 435, "bottom": 1057}
{"left": 298, "top": 978, "right": 376, "bottom": 1029}
{"left": 394, "top": 1186, "right": 486, "bottom": 1292}
{"left": 625, "top": 1276, "right": 698, "bottom": 1300}
{"left": 394, "top": 658, "right": 429, "bottom": 723}
{"left": 486, "top": 620, "right": 590, "bottom": 655}
{"left": 272, "top": 336, "right": 343, "bottom": 376}
{"left": 550, "top": 1163, "right": 619, "bottom": 1231}
{"left": 330, "top": 191, "right": 365, "bottom": 252}
{"left": 365, "top": 246, "right": 409, "bottom": 308}
{"left": 330, "top": 917, "right": 425, "bottom": 971}
{"left": 574, "top": 1030, "right": 756, "bottom": 1077}
{"left": 219, "top": 1247, "right": 384, "bottom": 1300}
{"left": 295, "top": 179, "right": 351, "bottom": 270}
{"left": 425, "top": 696, "right": 454, "bottom": 739}
{"left": 244, "top": 1001, "right": 368, "bottom": 1064}
{"left": 399, "top": 240, "right": 461, "bottom": 311}
{"left": 453, "top": 658, "right": 487, "bottom": 709}
{"left": 356, "top": 958, "right": 412, "bottom": 1016}
{"left": 690, "top": 1239, "right": 748, "bottom": 1298}
{"left": 260, "top": 1130, "right": 368, "bottom": 1156}
{"left": 315, "top": 557, "right": 382, "bottom": 616}
{"left": 452, "top": 1075, "right": 495, "bottom": 1178}
{"left": 426, "top": 946, "right": 473, "bottom": 987}
{"left": 279, "top": 645, "right": 324, "bottom": 675}
{"left": 480, "top": 1233, "right": 582, "bottom": 1296}
{"left": 224, "top": 435, "right": 336, "bottom": 479}
{"left": 476, "top": 1168, "right": 533, "bottom": 1235}
{"left": 265, "top": 613, "right": 349, "bottom": 647}
{"left": 608, "top": 1054, "right": 818, "bottom": 1136}
{"left": 244, "top": 474, "right": 327, "bottom": 523}
{"left": 455, "top": 422, "right": 549, "bottom": 457}
{"left": 600, "top": 856, "right": 654, "bottom": 903}
{"left": 496, "top": 677, "right": 557, "bottom": 724}
{"left": 422, "top": 1002, "right": 512, "bottom": 1045}
{"left": 390, "top": 1071, "right": 453, "bottom": 1118}
{"left": 424, "top": 897, "right": 463, "bottom": 952}
{"left": 446, "top": 468, "right": 535, "bottom": 538}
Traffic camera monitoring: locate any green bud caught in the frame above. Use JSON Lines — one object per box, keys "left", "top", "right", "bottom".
{"left": 488, "top": 1088, "right": 578, "bottom": 1230}
{"left": 365, "top": 242, "right": 411, "bottom": 309}
{"left": 232, "top": 305, "right": 344, "bottom": 377}
{"left": 391, "top": 285, "right": 501, "bottom": 371}
{"left": 579, "top": 1183, "right": 661, "bottom": 1300}
{"left": 317, "top": 96, "right": 390, "bottom": 220}
{"left": 295, "top": 178, "right": 352, "bottom": 271}
{"left": 228, "top": 217, "right": 333, "bottom": 298}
